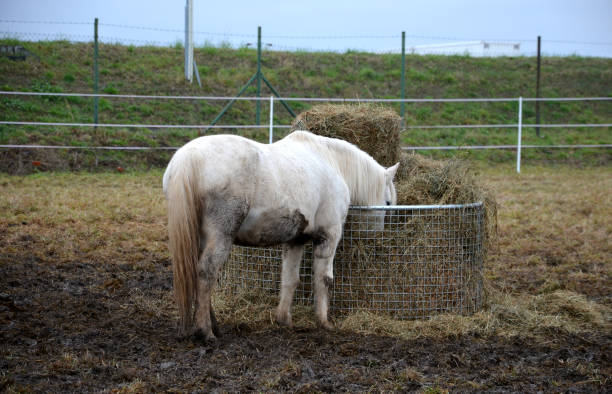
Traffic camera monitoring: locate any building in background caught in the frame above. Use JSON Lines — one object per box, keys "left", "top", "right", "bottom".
{"left": 409, "top": 41, "right": 521, "bottom": 56}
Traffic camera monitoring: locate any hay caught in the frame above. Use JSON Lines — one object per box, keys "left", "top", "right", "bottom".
{"left": 338, "top": 289, "right": 611, "bottom": 341}
{"left": 220, "top": 152, "right": 498, "bottom": 319}
{"left": 222, "top": 200, "right": 486, "bottom": 320}
{"left": 291, "top": 103, "right": 401, "bottom": 168}
{"left": 396, "top": 153, "right": 484, "bottom": 204}
{"left": 394, "top": 152, "right": 497, "bottom": 246}
{"left": 329, "top": 205, "right": 485, "bottom": 318}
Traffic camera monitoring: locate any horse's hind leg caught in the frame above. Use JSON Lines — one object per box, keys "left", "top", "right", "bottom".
{"left": 313, "top": 224, "right": 342, "bottom": 330}
{"left": 276, "top": 243, "right": 304, "bottom": 327}
{"left": 313, "top": 255, "right": 334, "bottom": 330}
{"left": 193, "top": 229, "right": 232, "bottom": 341}
{"left": 193, "top": 197, "right": 247, "bottom": 341}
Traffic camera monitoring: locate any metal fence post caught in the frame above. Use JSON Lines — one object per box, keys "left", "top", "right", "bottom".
{"left": 256, "top": 26, "right": 262, "bottom": 125}
{"left": 206, "top": 25, "right": 295, "bottom": 130}
{"left": 269, "top": 96, "right": 274, "bottom": 144}
{"left": 184, "top": 0, "right": 193, "bottom": 83}
{"left": 93, "top": 18, "right": 99, "bottom": 125}
{"left": 535, "top": 36, "right": 542, "bottom": 137}
{"left": 400, "top": 31, "right": 406, "bottom": 123}
{"left": 517, "top": 97, "right": 523, "bottom": 173}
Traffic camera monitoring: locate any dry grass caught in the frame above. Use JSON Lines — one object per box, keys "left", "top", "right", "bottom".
{"left": 0, "top": 172, "right": 167, "bottom": 267}
{"left": 212, "top": 282, "right": 609, "bottom": 343}
{"left": 481, "top": 164, "right": 612, "bottom": 302}
{"left": 0, "top": 165, "right": 610, "bottom": 343}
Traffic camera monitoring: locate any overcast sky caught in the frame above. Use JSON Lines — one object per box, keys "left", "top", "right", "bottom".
{"left": 1, "top": 0, "right": 611, "bottom": 57}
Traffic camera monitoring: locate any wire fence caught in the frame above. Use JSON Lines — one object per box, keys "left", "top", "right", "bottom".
{"left": 1, "top": 19, "right": 612, "bottom": 57}
{"left": 222, "top": 203, "right": 485, "bottom": 319}
{"left": 1, "top": 91, "right": 610, "bottom": 172}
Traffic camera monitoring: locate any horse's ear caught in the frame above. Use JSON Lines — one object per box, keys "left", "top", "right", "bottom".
{"left": 386, "top": 162, "right": 400, "bottom": 180}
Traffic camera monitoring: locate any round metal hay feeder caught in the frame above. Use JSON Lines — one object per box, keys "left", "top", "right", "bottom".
{"left": 221, "top": 202, "right": 485, "bottom": 319}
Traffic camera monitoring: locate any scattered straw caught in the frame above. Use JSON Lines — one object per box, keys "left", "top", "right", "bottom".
{"left": 338, "top": 289, "right": 611, "bottom": 341}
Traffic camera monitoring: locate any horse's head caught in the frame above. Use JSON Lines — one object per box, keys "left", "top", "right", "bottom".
{"left": 365, "top": 162, "right": 399, "bottom": 231}
{"left": 383, "top": 162, "right": 399, "bottom": 207}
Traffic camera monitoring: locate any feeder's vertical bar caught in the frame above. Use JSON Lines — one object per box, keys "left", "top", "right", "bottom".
{"left": 256, "top": 26, "right": 262, "bottom": 125}
{"left": 517, "top": 96, "right": 523, "bottom": 173}
{"left": 93, "top": 18, "right": 99, "bottom": 125}
{"left": 269, "top": 96, "right": 274, "bottom": 144}
{"left": 400, "top": 31, "right": 406, "bottom": 123}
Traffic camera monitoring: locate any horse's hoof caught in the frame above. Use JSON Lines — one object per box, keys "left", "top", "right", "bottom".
{"left": 317, "top": 320, "right": 334, "bottom": 330}
{"left": 210, "top": 309, "right": 222, "bottom": 338}
{"left": 193, "top": 328, "right": 217, "bottom": 343}
{"left": 275, "top": 311, "right": 293, "bottom": 328}
{"left": 211, "top": 324, "right": 223, "bottom": 338}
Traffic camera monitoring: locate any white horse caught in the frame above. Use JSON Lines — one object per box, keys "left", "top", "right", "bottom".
{"left": 163, "top": 130, "right": 398, "bottom": 341}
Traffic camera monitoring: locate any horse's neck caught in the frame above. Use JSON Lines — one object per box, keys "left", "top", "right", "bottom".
{"left": 309, "top": 136, "right": 383, "bottom": 206}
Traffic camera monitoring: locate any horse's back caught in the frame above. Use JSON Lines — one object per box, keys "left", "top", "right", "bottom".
{"left": 164, "top": 133, "right": 351, "bottom": 246}
{"left": 164, "top": 134, "right": 263, "bottom": 195}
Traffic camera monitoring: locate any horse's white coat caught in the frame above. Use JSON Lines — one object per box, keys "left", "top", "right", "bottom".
{"left": 163, "top": 130, "right": 398, "bottom": 339}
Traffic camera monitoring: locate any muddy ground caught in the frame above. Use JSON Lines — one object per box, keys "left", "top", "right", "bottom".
{"left": 1, "top": 245, "right": 610, "bottom": 393}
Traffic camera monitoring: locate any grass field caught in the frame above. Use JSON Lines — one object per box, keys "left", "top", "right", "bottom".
{"left": 1, "top": 164, "right": 610, "bottom": 391}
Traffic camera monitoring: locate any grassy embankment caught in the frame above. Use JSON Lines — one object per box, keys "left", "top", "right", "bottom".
{"left": 0, "top": 39, "right": 610, "bottom": 172}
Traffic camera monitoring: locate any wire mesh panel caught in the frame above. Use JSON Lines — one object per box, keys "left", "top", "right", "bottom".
{"left": 221, "top": 202, "right": 484, "bottom": 319}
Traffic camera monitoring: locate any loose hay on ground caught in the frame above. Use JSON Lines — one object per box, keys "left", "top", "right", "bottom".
{"left": 338, "top": 289, "right": 611, "bottom": 341}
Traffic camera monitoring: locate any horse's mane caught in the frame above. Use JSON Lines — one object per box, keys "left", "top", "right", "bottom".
{"left": 286, "top": 130, "right": 386, "bottom": 205}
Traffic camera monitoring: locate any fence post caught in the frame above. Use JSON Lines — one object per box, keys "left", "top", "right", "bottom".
{"left": 184, "top": 0, "right": 194, "bottom": 83}
{"left": 517, "top": 97, "right": 523, "bottom": 173}
{"left": 256, "top": 26, "right": 262, "bottom": 125}
{"left": 269, "top": 96, "right": 274, "bottom": 144}
{"left": 400, "top": 31, "right": 406, "bottom": 123}
{"left": 535, "top": 36, "right": 541, "bottom": 137}
{"left": 93, "top": 18, "right": 99, "bottom": 125}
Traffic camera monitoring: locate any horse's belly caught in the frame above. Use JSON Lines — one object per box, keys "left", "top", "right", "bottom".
{"left": 235, "top": 208, "right": 309, "bottom": 247}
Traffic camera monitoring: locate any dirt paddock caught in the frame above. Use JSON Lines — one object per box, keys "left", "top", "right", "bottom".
{"left": 1, "top": 165, "right": 610, "bottom": 392}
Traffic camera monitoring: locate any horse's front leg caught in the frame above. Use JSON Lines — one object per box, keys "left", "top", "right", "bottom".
{"left": 276, "top": 243, "right": 304, "bottom": 327}
{"left": 312, "top": 225, "right": 341, "bottom": 330}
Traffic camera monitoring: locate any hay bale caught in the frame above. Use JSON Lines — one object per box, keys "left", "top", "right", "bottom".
{"left": 396, "top": 153, "right": 494, "bottom": 204}
{"left": 223, "top": 200, "right": 486, "bottom": 320}
{"left": 329, "top": 203, "right": 485, "bottom": 318}
{"left": 291, "top": 103, "right": 401, "bottom": 168}
{"left": 394, "top": 152, "right": 497, "bottom": 245}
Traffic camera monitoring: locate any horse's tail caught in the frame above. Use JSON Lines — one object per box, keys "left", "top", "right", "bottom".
{"left": 165, "top": 149, "right": 203, "bottom": 333}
